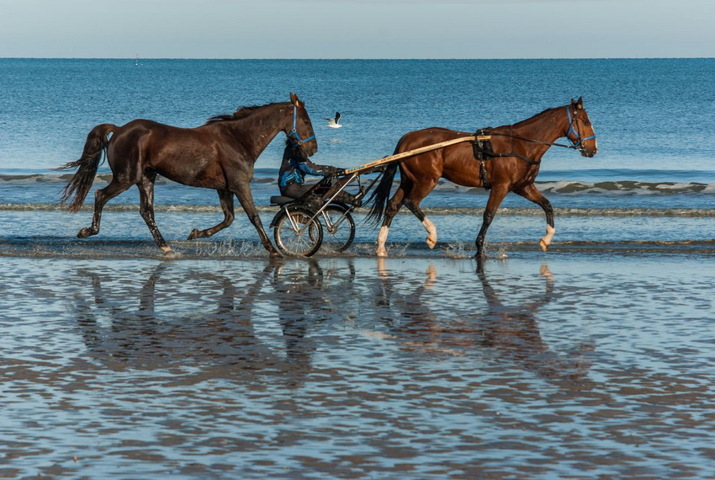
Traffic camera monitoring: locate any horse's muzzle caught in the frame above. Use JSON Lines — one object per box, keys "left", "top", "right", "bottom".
{"left": 580, "top": 147, "right": 597, "bottom": 158}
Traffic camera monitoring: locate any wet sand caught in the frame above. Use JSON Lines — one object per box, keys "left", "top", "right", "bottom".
{"left": 1, "top": 252, "right": 714, "bottom": 479}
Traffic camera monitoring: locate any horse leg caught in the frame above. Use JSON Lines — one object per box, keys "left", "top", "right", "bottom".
{"left": 77, "top": 178, "right": 132, "bottom": 239}
{"left": 137, "top": 174, "right": 172, "bottom": 254}
{"left": 475, "top": 185, "right": 509, "bottom": 259}
{"left": 233, "top": 182, "right": 281, "bottom": 258}
{"left": 376, "top": 187, "right": 405, "bottom": 257}
{"left": 404, "top": 179, "right": 439, "bottom": 249}
{"left": 516, "top": 184, "right": 555, "bottom": 252}
{"left": 405, "top": 201, "right": 437, "bottom": 248}
{"left": 188, "top": 189, "right": 235, "bottom": 240}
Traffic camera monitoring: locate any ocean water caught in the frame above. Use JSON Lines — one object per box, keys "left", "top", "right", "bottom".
{"left": 0, "top": 58, "right": 713, "bottom": 252}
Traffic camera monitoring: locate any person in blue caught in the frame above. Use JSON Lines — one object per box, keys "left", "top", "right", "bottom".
{"left": 278, "top": 141, "right": 362, "bottom": 206}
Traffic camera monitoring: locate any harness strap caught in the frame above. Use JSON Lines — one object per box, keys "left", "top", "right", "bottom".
{"left": 472, "top": 127, "right": 540, "bottom": 170}
{"left": 472, "top": 103, "right": 595, "bottom": 170}
{"left": 566, "top": 106, "right": 596, "bottom": 145}
{"left": 479, "top": 160, "right": 491, "bottom": 190}
{"left": 288, "top": 105, "right": 315, "bottom": 146}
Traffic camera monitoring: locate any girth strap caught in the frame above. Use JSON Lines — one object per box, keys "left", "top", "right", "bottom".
{"left": 472, "top": 126, "right": 543, "bottom": 190}
{"left": 473, "top": 128, "right": 495, "bottom": 161}
{"left": 473, "top": 128, "right": 493, "bottom": 190}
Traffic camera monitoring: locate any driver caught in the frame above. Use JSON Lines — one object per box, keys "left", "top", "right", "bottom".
{"left": 278, "top": 141, "right": 362, "bottom": 206}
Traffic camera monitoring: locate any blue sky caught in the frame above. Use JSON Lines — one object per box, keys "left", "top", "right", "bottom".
{"left": 1, "top": 0, "right": 713, "bottom": 59}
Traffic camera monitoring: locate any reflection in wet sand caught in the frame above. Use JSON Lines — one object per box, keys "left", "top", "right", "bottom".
{"left": 1, "top": 256, "right": 713, "bottom": 479}
{"left": 73, "top": 263, "right": 294, "bottom": 373}
{"left": 69, "top": 260, "right": 362, "bottom": 386}
{"left": 371, "top": 259, "right": 592, "bottom": 382}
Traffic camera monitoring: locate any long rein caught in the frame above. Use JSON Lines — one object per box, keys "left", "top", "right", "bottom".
{"left": 484, "top": 129, "right": 579, "bottom": 165}
{"left": 482, "top": 106, "right": 595, "bottom": 165}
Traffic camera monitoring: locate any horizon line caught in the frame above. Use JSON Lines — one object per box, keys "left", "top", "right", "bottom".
{"left": 1, "top": 56, "right": 714, "bottom": 61}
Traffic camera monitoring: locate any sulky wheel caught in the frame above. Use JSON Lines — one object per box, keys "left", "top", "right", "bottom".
{"left": 320, "top": 204, "right": 356, "bottom": 253}
{"left": 273, "top": 206, "right": 323, "bottom": 257}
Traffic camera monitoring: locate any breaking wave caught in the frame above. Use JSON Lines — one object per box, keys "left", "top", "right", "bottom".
{"left": 2, "top": 171, "right": 714, "bottom": 195}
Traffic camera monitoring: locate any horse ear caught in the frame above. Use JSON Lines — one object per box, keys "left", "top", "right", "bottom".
{"left": 290, "top": 92, "right": 302, "bottom": 107}
{"left": 576, "top": 96, "right": 584, "bottom": 109}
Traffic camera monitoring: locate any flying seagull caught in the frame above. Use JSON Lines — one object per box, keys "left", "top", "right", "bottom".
{"left": 326, "top": 112, "right": 342, "bottom": 128}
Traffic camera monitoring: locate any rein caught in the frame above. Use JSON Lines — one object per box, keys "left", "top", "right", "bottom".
{"left": 476, "top": 106, "right": 596, "bottom": 165}
{"left": 287, "top": 105, "right": 315, "bottom": 147}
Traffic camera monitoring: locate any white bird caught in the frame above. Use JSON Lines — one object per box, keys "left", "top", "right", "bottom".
{"left": 326, "top": 111, "right": 342, "bottom": 128}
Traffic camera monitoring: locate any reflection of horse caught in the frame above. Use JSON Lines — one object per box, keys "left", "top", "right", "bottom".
{"left": 58, "top": 93, "right": 318, "bottom": 257}
{"left": 373, "top": 260, "right": 591, "bottom": 381}
{"left": 368, "top": 98, "right": 598, "bottom": 258}
{"left": 474, "top": 265, "right": 591, "bottom": 380}
{"left": 72, "top": 260, "right": 358, "bottom": 378}
{"left": 72, "top": 263, "right": 313, "bottom": 374}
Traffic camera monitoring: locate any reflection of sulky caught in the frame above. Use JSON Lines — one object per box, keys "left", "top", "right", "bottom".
{"left": 270, "top": 260, "right": 324, "bottom": 364}
{"left": 371, "top": 261, "right": 592, "bottom": 382}
{"left": 71, "top": 263, "right": 312, "bottom": 378}
{"left": 269, "top": 259, "right": 358, "bottom": 363}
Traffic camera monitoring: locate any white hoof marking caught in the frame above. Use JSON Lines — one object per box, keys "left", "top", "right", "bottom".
{"left": 376, "top": 226, "right": 390, "bottom": 257}
{"left": 422, "top": 218, "right": 437, "bottom": 249}
{"left": 539, "top": 225, "right": 556, "bottom": 252}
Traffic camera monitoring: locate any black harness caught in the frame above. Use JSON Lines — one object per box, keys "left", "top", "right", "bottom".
{"left": 472, "top": 128, "right": 496, "bottom": 190}
{"left": 474, "top": 127, "right": 542, "bottom": 189}
{"left": 471, "top": 105, "right": 596, "bottom": 191}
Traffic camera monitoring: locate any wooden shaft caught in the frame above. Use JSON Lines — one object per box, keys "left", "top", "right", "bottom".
{"left": 343, "top": 135, "right": 487, "bottom": 174}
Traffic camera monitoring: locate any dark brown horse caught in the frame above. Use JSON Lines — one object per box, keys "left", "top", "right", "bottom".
{"left": 368, "top": 98, "right": 597, "bottom": 258}
{"left": 58, "top": 93, "right": 317, "bottom": 257}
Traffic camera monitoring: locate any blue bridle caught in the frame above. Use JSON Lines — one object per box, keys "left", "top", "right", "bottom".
{"left": 566, "top": 106, "right": 596, "bottom": 149}
{"left": 287, "top": 104, "right": 316, "bottom": 147}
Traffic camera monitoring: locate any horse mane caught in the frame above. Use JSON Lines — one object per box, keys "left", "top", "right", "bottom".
{"left": 204, "top": 103, "right": 283, "bottom": 125}
{"left": 512, "top": 106, "right": 559, "bottom": 127}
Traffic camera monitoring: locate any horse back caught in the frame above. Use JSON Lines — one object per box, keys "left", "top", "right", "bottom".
{"left": 397, "top": 128, "right": 480, "bottom": 187}
{"left": 106, "top": 119, "right": 232, "bottom": 189}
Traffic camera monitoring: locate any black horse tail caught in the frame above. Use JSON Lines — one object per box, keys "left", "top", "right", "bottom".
{"left": 366, "top": 161, "right": 399, "bottom": 225}
{"left": 57, "top": 123, "right": 116, "bottom": 213}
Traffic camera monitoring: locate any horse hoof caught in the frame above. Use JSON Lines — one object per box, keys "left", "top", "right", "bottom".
{"left": 425, "top": 237, "right": 437, "bottom": 249}
{"left": 539, "top": 240, "right": 549, "bottom": 252}
{"left": 187, "top": 229, "right": 202, "bottom": 240}
{"left": 77, "top": 228, "right": 93, "bottom": 239}
{"left": 376, "top": 248, "right": 388, "bottom": 257}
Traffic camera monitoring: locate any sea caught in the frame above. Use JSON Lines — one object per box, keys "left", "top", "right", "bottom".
{"left": 1, "top": 59, "right": 714, "bottom": 479}
{"left": 0, "top": 58, "right": 714, "bottom": 254}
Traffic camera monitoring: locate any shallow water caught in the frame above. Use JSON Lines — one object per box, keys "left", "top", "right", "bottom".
{"left": 2, "top": 207, "right": 714, "bottom": 262}
{"left": 1, "top": 57, "right": 714, "bottom": 478}
{"left": 1, "top": 254, "right": 713, "bottom": 479}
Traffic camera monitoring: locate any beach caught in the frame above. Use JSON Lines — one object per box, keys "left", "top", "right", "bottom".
{"left": 1, "top": 57, "right": 714, "bottom": 478}
{"left": 1, "top": 250, "right": 714, "bottom": 478}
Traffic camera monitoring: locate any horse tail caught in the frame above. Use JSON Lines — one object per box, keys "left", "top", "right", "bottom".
{"left": 57, "top": 124, "right": 116, "bottom": 212}
{"left": 366, "top": 161, "right": 399, "bottom": 225}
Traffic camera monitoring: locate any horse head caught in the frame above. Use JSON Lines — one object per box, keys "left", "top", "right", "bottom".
{"left": 567, "top": 97, "right": 598, "bottom": 158}
{"left": 287, "top": 93, "right": 318, "bottom": 157}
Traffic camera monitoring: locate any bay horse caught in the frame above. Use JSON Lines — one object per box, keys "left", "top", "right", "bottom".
{"left": 58, "top": 93, "right": 317, "bottom": 257}
{"left": 368, "top": 98, "right": 597, "bottom": 258}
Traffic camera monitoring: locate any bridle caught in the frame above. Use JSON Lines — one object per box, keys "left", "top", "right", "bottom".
{"left": 566, "top": 105, "right": 596, "bottom": 152}
{"left": 487, "top": 105, "right": 596, "bottom": 155}
{"left": 474, "top": 105, "right": 597, "bottom": 166}
{"left": 287, "top": 104, "right": 316, "bottom": 147}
